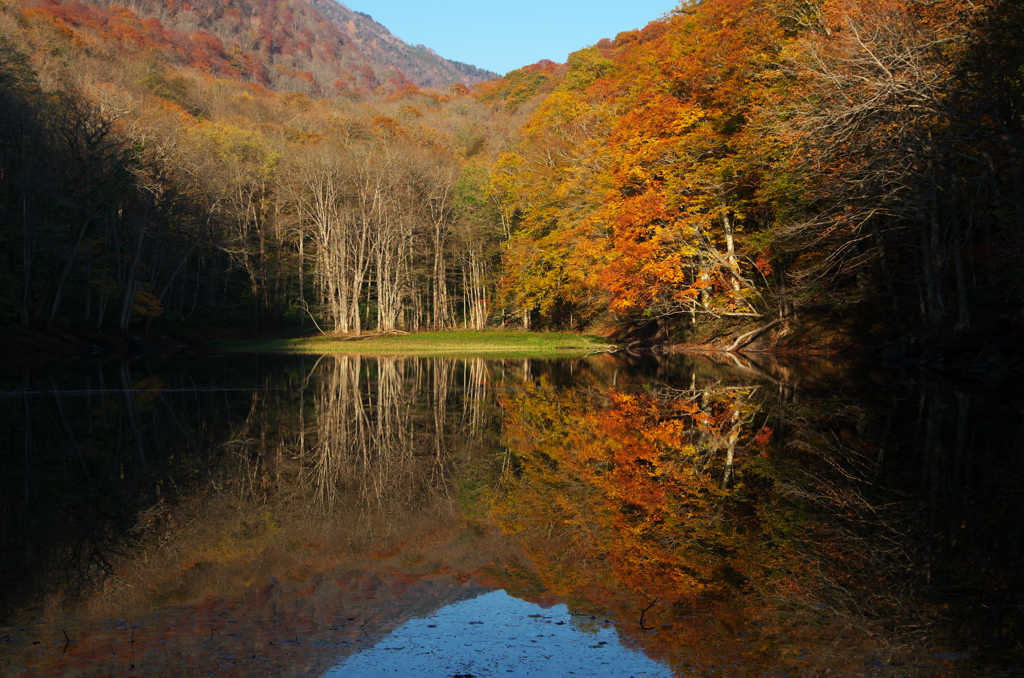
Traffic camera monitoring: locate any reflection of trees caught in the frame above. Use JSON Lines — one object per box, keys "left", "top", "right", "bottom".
{"left": 490, "top": 359, "right": 1024, "bottom": 673}
{"left": 1, "top": 354, "right": 519, "bottom": 678}
{"left": 0, "top": 357, "right": 254, "bottom": 621}
{"left": 7, "top": 353, "right": 1023, "bottom": 674}
{"left": 0, "top": 353, "right": 504, "bottom": 621}
{"left": 494, "top": 376, "right": 772, "bottom": 602}
{"left": 490, "top": 372, "right": 786, "bottom": 672}
{"left": 305, "top": 356, "right": 494, "bottom": 510}
{"left": 782, "top": 377, "right": 1024, "bottom": 645}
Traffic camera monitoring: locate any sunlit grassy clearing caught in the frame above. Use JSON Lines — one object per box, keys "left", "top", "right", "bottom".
{"left": 220, "top": 330, "right": 616, "bottom": 356}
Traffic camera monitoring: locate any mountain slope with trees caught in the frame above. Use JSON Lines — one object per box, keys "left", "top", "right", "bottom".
{"left": 1, "top": 0, "right": 1022, "bottom": 354}
{"left": 23, "top": 0, "right": 497, "bottom": 96}
{"left": 309, "top": 0, "right": 499, "bottom": 87}
{"left": 0, "top": 0, "right": 515, "bottom": 340}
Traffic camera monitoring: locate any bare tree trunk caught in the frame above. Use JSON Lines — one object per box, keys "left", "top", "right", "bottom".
{"left": 20, "top": 171, "right": 31, "bottom": 327}
{"left": 298, "top": 215, "right": 305, "bottom": 331}
{"left": 722, "top": 211, "right": 741, "bottom": 295}
{"left": 118, "top": 228, "right": 146, "bottom": 332}
{"left": 432, "top": 222, "right": 451, "bottom": 329}
{"left": 49, "top": 218, "right": 93, "bottom": 327}
{"left": 875, "top": 229, "right": 898, "bottom": 311}
{"left": 950, "top": 181, "right": 971, "bottom": 330}
{"left": 923, "top": 149, "right": 948, "bottom": 324}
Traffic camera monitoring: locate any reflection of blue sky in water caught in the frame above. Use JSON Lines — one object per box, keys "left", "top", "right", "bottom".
{"left": 323, "top": 590, "right": 672, "bottom": 677}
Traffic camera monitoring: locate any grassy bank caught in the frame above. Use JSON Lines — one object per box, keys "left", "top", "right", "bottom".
{"left": 218, "top": 330, "right": 616, "bottom": 357}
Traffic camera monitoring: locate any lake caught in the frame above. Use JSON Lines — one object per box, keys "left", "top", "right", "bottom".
{"left": 1, "top": 350, "right": 1022, "bottom": 677}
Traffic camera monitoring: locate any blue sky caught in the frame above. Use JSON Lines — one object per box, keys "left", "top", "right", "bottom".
{"left": 343, "top": 1, "right": 681, "bottom": 75}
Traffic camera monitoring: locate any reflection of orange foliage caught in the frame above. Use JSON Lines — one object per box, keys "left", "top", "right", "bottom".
{"left": 488, "top": 380, "right": 823, "bottom": 669}
{"left": 494, "top": 383, "right": 762, "bottom": 602}
{"left": 5, "top": 485, "right": 510, "bottom": 678}
{"left": 488, "top": 377, "right": 944, "bottom": 673}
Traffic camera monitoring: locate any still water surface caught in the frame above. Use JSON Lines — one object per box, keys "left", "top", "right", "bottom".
{"left": 1, "top": 351, "right": 1022, "bottom": 677}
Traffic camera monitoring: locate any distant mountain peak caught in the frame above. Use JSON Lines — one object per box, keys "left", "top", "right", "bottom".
{"left": 313, "top": 0, "right": 498, "bottom": 89}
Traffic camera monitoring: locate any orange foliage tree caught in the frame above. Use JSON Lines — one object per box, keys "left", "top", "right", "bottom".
{"left": 496, "top": 0, "right": 791, "bottom": 330}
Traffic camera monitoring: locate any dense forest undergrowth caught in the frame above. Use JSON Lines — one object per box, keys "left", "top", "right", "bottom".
{"left": 2, "top": 0, "right": 1023, "bottom": 364}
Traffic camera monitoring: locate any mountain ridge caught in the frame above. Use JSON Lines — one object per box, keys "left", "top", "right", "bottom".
{"left": 27, "top": 0, "right": 499, "bottom": 95}
{"left": 314, "top": 0, "right": 499, "bottom": 87}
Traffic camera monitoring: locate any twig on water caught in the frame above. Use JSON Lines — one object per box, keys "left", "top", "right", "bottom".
{"left": 639, "top": 598, "right": 659, "bottom": 631}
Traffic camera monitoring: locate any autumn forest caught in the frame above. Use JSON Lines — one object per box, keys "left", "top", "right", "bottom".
{"left": 2, "top": 0, "right": 1021, "bottom": 350}
{"left": 5, "top": 2, "right": 1024, "bottom": 675}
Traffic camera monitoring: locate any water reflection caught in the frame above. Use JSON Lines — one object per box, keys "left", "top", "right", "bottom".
{"left": 0, "top": 352, "right": 1022, "bottom": 676}
{"left": 324, "top": 590, "right": 673, "bottom": 677}
{"left": 306, "top": 355, "right": 495, "bottom": 509}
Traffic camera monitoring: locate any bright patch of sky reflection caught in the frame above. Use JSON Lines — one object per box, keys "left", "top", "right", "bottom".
{"left": 322, "top": 589, "right": 673, "bottom": 677}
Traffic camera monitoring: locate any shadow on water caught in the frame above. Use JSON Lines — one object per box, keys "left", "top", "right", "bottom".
{"left": 0, "top": 350, "right": 1022, "bottom": 676}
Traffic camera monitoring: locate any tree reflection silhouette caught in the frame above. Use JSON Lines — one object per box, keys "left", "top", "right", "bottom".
{"left": 2, "top": 354, "right": 1022, "bottom": 676}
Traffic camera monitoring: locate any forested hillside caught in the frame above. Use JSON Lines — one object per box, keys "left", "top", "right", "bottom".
{"left": 495, "top": 0, "right": 1024, "bottom": 347}
{"left": 1, "top": 0, "right": 1021, "bottom": 349}
{"left": 0, "top": 0, "right": 515, "bottom": 338}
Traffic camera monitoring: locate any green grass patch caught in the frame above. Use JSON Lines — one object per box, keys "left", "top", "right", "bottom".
{"left": 218, "top": 330, "right": 616, "bottom": 357}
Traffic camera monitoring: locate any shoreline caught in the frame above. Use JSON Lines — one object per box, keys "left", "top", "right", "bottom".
{"left": 2, "top": 323, "right": 1022, "bottom": 380}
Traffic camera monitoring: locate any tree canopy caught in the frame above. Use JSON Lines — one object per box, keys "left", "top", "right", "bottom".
{"left": 1, "top": 0, "right": 1021, "bottom": 343}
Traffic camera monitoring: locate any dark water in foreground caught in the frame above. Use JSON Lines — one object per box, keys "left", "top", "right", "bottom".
{"left": 1, "top": 351, "right": 1023, "bottom": 677}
